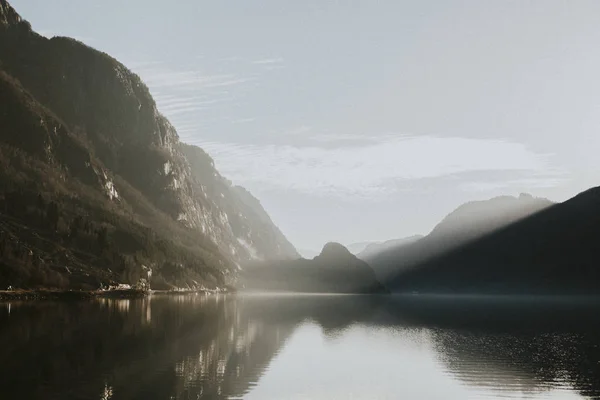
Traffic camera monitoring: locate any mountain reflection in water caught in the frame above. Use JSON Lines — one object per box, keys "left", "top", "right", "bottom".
{"left": 0, "top": 294, "right": 599, "bottom": 400}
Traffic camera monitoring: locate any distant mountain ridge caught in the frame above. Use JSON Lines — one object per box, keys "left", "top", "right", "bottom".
{"left": 357, "top": 235, "right": 423, "bottom": 260}
{"left": 346, "top": 241, "right": 376, "bottom": 255}
{"left": 387, "top": 187, "right": 600, "bottom": 294}
{"left": 239, "top": 242, "right": 387, "bottom": 294}
{"left": 0, "top": 0, "right": 297, "bottom": 290}
{"left": 429, "top": 193, "right": 553, "bottom": 239}
{"left": 363, "top": 194, "right": 553, "bottom": 281}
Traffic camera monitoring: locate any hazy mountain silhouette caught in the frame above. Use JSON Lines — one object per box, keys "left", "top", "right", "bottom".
{"left": 363, "top": 194, "right": 553, "bottom": 281}
{"left": 357, "top": 235, "right": 423, "bottom": 260}
{"left": 386, "top": 187, "right": 600, "bottom": 294}
{"left": 239, "top": 242, "right": 388, "bottom": 293}
{"left": 429, "top": 193, "right": 553, "bottom": 238}
{"left": 346, "top": 241, "right": 377, "bottom": 255}
{"left": 0, "top": 0, "right": 297, "bottom": 290}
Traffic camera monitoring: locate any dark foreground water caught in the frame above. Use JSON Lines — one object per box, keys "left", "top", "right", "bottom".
{"left": 1, "top": 294, "right": 600, "bottom": 400}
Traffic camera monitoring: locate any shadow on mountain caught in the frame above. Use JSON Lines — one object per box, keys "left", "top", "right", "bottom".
{"left": 364, "top": 193, "right": 552, "bottom": 281}
{"left": 386, "top": 187, "right": 600, "bottom": 294}
{"left": 356, "top": 235, "right": 423, "bottom": 261}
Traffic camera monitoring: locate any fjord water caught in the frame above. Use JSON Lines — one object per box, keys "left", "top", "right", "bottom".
{"left": 1, "top": 295, "right": 599, "bottom": 400}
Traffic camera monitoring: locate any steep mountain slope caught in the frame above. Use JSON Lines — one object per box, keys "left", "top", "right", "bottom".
{"left": 181, "top": 143, "right": 298, "bottom": 261}
{"left": 0, "top": 0, "right": 297, "bottom": 289}
{"left": 239, "top": 242, "right": 388, "bottom": 293}
{"left": 429, "top": 193, "right": 553, "bottom": 239}
{"left": 387, "top": 187, "right": 600, "bottom": 294}
{"left": 364, "top": 194, "right": 553, "bottom": 280}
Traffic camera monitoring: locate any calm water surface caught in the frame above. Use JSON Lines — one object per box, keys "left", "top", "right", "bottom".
{"left": 1, "top": 294, "right": 600, "bottom": 399}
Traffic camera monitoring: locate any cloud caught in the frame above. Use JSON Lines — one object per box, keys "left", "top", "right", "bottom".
{"left": 139, "top": 68, "right": 251, "bottom": 90}
{"left": 199, "top": 135, "right": 559, "bottom": 198}
{"left": 284, "top": 126, "right": 313, "bottom": 136}
{"left": 307, "top": 133, "right": 375, "bottom": 144}
{"left": 126, "top": 60, "right": 165, "bottom": 69}
{"left": 126, "top": 62, "right": 255, "bottom": 137}
{"left": 252, "top": 57, "right": 284, "bottom": 65}
{"left": 130, "top": 62, "right": 252, "bottom": 99}
{"left": 460, "top": 176, "right": 565, "bottom": 193}
{"left": 124, "top": 56, "right": 284, "bottom": 139}
{"left": 231, "top": 118, "right": 257, "bottom": 124}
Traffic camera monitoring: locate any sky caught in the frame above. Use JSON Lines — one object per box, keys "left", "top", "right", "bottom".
{"left": 11, "top": 0, "right": 600, "bottom": 253}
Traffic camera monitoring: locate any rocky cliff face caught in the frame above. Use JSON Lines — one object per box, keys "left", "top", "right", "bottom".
{"left": 0, "top": 0, "right": 21, "bottom": 28}
{"left": 0, "top": 0, "right": 297, "bottom": 289}
{"left": 180, "top": 143, "right": 299, "bottom": 262}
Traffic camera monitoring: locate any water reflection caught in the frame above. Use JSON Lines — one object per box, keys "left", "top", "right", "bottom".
{"left": 0, "top": 295, "right": 598, "bottom": 399}
{"left": 384, "top": 295, "right": 600, "bottom": 400}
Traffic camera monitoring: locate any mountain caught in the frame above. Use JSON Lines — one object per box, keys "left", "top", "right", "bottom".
{"left": 386, "top": 187, "right": 600, "bottom": 294}
{"left": 239, "top": 242, "right": 388, "bottom": 294}
{"left": 363, "top": 194, "right": 553, "bottom": 281}
{"left": 179, "top": 144, "right": 299, "bottom": 261}
{"left": 0, "top": 0, "right": 297, "bottom": 290}
{"left": 357, "top": 236, "right": 423, "bottom": 260}
{"left": 346, "top": 241, "right": 376, "bottom": 255}
{"left": 429, "top": 193, "right": 553, "bottom": 240}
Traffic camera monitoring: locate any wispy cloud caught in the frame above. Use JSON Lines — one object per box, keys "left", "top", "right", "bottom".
{"left": 231, "top": 118, "right": 257, "bottom": 124}
{"left": 284, "top": 126, "right": 313, "bottom": 136}
{"left": 129, "top": 61, "right": 253, "bottom": 97}
{"left": 252, "top": 57, "right": 284, "bottom": 65}
{"left": 460, "top": 176, "right": 565, "bottom": 193}
{"left": 156, "top": 97, "right": 230, "bottom": 116}
{"left": 123, "top": 55, "right": 287, "bottom": 140}
{"left": 139, "top": 69, "right": 251, "bottom": 90}
{"left": 126, "top": 61, "right": 256, "bottom": 138}
{"left": 307, "top": 133, "right": 374, "bottom": 143}
{"left": 157, "top": 97, "right": 226, "bottom": 111}
{"left": 126, "top": 60, "right": 165, "bottom": 69}
{"left": 199, "top": 135, "right": 559, "bottom": 198}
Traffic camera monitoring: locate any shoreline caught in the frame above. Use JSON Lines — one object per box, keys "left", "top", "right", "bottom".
{"left": 0, "top": 288, "right": 233, "bottom": 301}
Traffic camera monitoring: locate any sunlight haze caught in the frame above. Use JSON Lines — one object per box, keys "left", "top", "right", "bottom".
{"left": 12, "top": 0, "right": 600, "bottom": 251}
